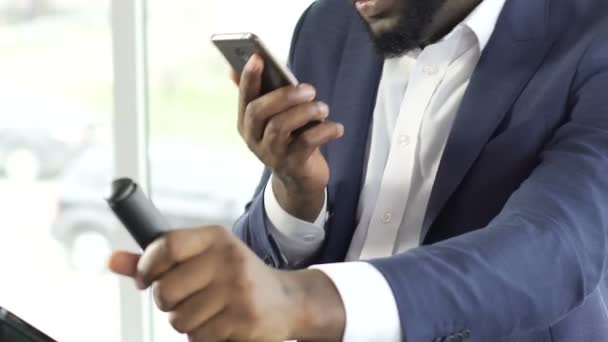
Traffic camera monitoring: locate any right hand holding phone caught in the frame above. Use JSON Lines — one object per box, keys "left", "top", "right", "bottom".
{"left": 236, "top": 55, "right": 344, "bottom": 222}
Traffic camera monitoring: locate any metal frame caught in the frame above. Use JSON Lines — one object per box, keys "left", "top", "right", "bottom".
{"left": 111, "top": 0, "right": 153, "bottom": 341}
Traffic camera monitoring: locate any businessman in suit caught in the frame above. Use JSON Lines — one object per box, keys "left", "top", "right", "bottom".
{"left": 109, "top": 0, "right": 608, "bottom": 341}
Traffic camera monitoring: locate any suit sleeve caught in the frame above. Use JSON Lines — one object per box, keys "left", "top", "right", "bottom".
{"left": 231, "top": 3, "right": 316, "bottom": 269}
{"left": 369, "top": 35, "right": 608, "bottom": 340}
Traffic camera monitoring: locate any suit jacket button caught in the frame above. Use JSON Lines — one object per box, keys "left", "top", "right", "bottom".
{"left": 263, "top": 255, "right": 273, "bottom": 266}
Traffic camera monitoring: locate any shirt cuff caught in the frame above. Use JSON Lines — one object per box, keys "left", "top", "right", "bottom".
{"left": 264, "top": 175, "right": 328, "bottom": 264}
{"left": 311, "top": 262, "right": 403, "bottom": 342}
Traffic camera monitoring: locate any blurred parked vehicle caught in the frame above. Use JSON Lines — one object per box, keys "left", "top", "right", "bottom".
{"left": 0, "top": 0, "right": 96, "bottom": 23}
{"left": 50, "top": 143, "right": 261, "bottom": 272}
{"left": 0, "top": 93, "right": 93, "bottom": 181}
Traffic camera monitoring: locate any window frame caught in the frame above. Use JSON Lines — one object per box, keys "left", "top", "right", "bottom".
{"left": 110, "top": 0, "right": 154, "bottom": 341}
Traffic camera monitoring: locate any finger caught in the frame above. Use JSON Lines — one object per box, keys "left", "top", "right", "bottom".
{"left": 238, "top": 54, "right": 264, "bottom": 133}
{"left": 243, "top": 84, "right": 316, "bottom": 142}
{"left": 108, "top": 251, "right": 140, "bottom": 277}
{"left": 289, "top": 121, "right": 345, "bottom": 160}
{"left": 188, "top": 311, "right": 234, "bottom": 342}
{"left": 261, "top": 102, "right": 329, "bottom": 156}
{"left": 137, "top": 226, "right": 229, "bottom": 286}
{"left": 230, "top": 69, "right": 240, "bottom": 86}
{"left": 168, "top": 284, "right": 227, "bottom": 334}
{"left": 152, "top": 251, "right": 219, "bottom": 312}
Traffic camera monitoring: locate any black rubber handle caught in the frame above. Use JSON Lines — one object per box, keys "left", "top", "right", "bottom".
{"left": 106, "top": 178, "right": 170, "bottom": 249}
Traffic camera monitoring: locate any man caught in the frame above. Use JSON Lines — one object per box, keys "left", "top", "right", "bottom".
{"left": 109, "top": 0, "right": 608, "bottom": 341}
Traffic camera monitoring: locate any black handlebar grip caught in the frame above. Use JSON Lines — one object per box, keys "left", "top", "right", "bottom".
{"left": 106, "top": 178, "right": 170, "bottom": 249}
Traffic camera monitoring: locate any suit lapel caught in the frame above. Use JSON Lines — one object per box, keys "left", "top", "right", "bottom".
{"left": 422, "top": 0, "right": 553, "bottom": 239}
{"left": 321, "top": 15, "right": 383, "bottom": 263}
{"left": 327, "top": 16, "right": 383, "bottom": 197}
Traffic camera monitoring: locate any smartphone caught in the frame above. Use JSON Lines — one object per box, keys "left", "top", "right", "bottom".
{"left": 0, "top": 307, "right": 57, "bottom": 342}
{"left": 211, "top": 33, "right": 299, "bottom": 95}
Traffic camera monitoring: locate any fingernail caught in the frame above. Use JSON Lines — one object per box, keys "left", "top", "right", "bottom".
{"left": 317, "top": 102, "right": 329, "bottom": 118}
{"left": 298, "top": 84, "right": 316, "bottom": 99}
{"left": 245, "top": 55, "right": 260, "bottom": 72}
{"left": 337, "top": 123, "right": 345, "bottom": 136}
{"left": 135, "top": 276, "right": 146, "bottom": 290}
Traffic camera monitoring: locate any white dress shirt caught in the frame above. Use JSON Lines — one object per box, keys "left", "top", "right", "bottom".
{"left": 265, "top": 0, "right": 506, "bottom": 340}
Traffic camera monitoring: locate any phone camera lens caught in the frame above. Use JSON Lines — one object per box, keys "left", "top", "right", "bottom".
{"left": 235, "top": 48, "right": 250, "bottom": 62}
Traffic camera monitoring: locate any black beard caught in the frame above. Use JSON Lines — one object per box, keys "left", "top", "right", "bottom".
{"left": 366, "top": 0, "right": 446, "bottom": 58}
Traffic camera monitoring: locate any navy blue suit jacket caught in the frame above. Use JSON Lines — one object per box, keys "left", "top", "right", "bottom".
{"left": 233, "top": 0, "right": 608, "bottom": 340}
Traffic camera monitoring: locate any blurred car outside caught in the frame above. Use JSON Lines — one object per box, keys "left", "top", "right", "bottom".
{"left": 0, "top": 91, "right": 94, "bottom": 181}
{"left": 0, "top": 0, "right": 98, "bottom": 23}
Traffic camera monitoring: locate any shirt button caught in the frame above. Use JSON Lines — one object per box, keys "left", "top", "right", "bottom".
{"left": 382, "top": 212, "right": 393, "bottom": 224}
{"left": 303, "top": 235, "right": 317, "bottom": 242}
{"left": 398, "top": 134, "right": 411, "bottom": 147}
{"left": 423, "top": 65, "right": 439, "bottom": 75}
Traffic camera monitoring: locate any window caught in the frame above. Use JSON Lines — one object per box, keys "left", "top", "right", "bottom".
{"left": 146, "top": 0, "right": 314, "bottom": 340}
{"left": 0, "top": 1, "right": 121, "bottom": 341}
{"left": 0, "top": 1, "right": 314, "bottom": 340}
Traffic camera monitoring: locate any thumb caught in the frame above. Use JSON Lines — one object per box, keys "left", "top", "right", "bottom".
{"left": 108, "top": 251, "right": 140, "bottom": 277}
{"left": 230, "top": 69, "right": 240, "bottom": 86}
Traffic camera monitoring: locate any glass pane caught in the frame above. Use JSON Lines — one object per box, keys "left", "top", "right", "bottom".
{"left": 146, "top": 0, "right": 314, "bottom": 340}
{"left": 0, "top": 2, "right": 120, "bottom": 341}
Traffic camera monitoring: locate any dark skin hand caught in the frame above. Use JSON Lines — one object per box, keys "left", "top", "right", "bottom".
{"left": 236, "top": 54, "right": 344, "bottom": 223}
{"left": 108, "top": 56, "right": 348, "bottom": 342}
{"left": 109, "top": 227, "right": 346, "bottom": 342}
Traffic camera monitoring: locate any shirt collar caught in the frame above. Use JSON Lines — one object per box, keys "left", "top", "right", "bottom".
{"left": 460, "top": 0, "right": 507, "bottom": 53}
